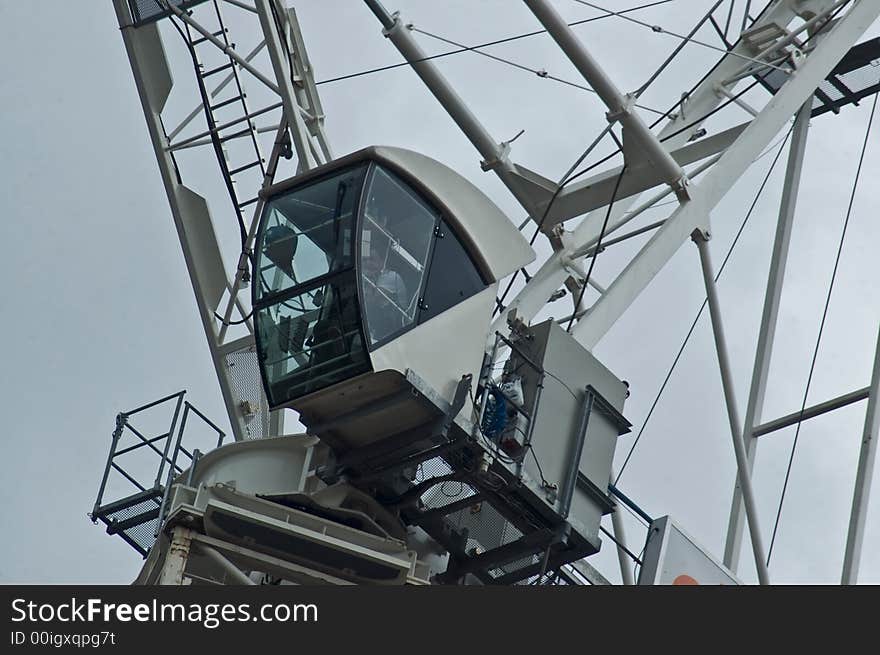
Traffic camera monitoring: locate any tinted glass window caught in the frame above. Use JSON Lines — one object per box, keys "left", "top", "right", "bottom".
{"left": 360, "top": 167, "right": 438, "bottom": 346}
{"left": 419, "top": 220, "right": 486, "bottom": 323}
{"left": 256, "top": 272, "right": 370, "bottom": 404}
{"left": 255, "top": 165, "right": 367, "bottom": 302}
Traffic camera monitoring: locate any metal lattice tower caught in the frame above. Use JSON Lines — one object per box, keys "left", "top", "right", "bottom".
{"left": 105, "top": 0, "right": 880, "bottom": 585}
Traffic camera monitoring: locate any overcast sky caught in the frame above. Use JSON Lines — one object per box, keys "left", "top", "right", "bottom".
{"left": 1, "top": 0, "right": 879, "bottom": 584}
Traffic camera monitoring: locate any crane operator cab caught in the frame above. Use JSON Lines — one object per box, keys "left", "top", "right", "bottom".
{"left": 252, "top": 147, "right": 634, "bottom": 584}
{"left": 253, "top": 146, "right": 535, "bottom": 455}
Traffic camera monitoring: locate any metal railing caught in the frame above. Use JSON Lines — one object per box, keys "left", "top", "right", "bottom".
{"left": 90, "top": 391, "right": 225, "bottom": 556}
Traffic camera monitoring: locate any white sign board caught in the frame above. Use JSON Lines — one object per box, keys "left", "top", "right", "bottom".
{"left": 638, "top": 516, "right": 740, "bottom": 585}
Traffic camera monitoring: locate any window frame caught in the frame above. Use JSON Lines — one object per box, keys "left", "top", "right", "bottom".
{"left": 416, "top": 214, "right": 490, "bottom": 325}
{"left": 255, "top": 269, "right": 372, "bottom": 407}
{"left": 253, "top": 163, "right": 369, "bottom": 307}
{"left": 252, "top": 153, "right": 494, "bottom": 406}
{"left": 253, "top": 165, "right": 373, "bottom": 407}
{"left": 355, "top": 162, "right": 490, "bottom": 352}
{"left": 356, "top": 163, "right": 441, "bottom": 351}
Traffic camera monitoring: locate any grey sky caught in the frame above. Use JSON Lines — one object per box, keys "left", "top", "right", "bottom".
{"left": 1, "top": 0, "right": 878, "bottom": 584}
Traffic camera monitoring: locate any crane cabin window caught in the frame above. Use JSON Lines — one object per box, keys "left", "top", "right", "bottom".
{"left": 359, "top": 166, "right": 437, "bottom": 347}
{"left": 255, "top": 165, "right": 367, "bottom": 303}
{"left": 255, "top": 273, "right": 369, "bottom": 405}
{"left": 253, "top": 155, "right": 490, "bottom": 406}
{"left": 253, "top": 164, "right": 371, "bottom": 406}
{"left": 418, "top": 219, "right": 487, "bottom": 323}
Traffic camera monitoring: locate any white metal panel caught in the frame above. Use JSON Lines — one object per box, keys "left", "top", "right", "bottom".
{"left": 370, "top": 284, "right": 498, "bottom": 403}
{"left": 639, "top": 516, "right": 740, "bottom": 585}
{"left": 184, "top": 434, "right": 317, "bottom": 496}
{"left": 573, "top": 0, "right": 880, "bottom": 349}
{"left": 177, "top": 186, "right": 229, "bottom": 314}
{"left": 127, "top": 19, "right": 172, "bottom": 113}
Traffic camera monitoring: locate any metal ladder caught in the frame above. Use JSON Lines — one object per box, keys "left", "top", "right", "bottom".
{"left": 181, "top": 0, "right": 268, "bottom": 218}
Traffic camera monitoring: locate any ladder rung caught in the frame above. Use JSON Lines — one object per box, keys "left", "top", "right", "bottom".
{"left": 238, "top": 197, "right": 260, "bottom": 209}
{"left": 229, "top": 160, "right": 264, "bottom": 176}
{"left": 192, "top": 29, "right": 226, "bottom": 46}
{"left": 211, "top": 94, "right": 245, "bottom": 112}
{"left": 203, "top": 62, "right": 235, "bottom": 78}
{"left": 219, "top": 127, "right": 252, "bottom": 143}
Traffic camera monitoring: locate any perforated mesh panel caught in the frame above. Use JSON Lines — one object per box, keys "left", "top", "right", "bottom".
{"left": 816, "top": 65, "right": 880, "bottom": 105}
{"left": 517, "top": 571, "right": 571, "bottom": 586}
{"left": 415, "top": 456, "right": 453, "bottom": 483}
{"left": 490, "top": 554, "right": 540, "bottom": 580}
{"left": 102, "top": 496, "right": 162, "bottom": 554}
{"left": 128, "top": 0, "right": 209, "bottom": 25}
{"left": 453, "top": 501, "right": 521, "bottom": 557}
{"left": 226, "top": 344, "right": 270, "bottom": 439}
{"left": 416, "top": 457, "right": 481, "bottom": 510}
{"left": 413, "top": 455, "right": 555, "bottom": 582}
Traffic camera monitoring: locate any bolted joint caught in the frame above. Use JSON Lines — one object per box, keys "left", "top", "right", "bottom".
{"left": 690, "top": 227, "right": 711, "bottom": 243}
{"left": 673, "top": 174, "right": 692, "bottom": 202}
{"left": 549, "top": 288, "right": 567, "bottom": 302}
{"left": 114, "top": 413, "right": 128, "bottom": 434}
{"left": 380, "top": 11, "right": 402, "bottom": 38}
{"left": 479, "top": 141, "right": 511, "bottom": 172}
{"left": 548, "top": 224, "right": 567, "bottom": 251}
{"left": 237, "top": 250, "right": 252, "bottom": 285}
{"left": 605, "top": 92, "right": 636, "bottom": 124}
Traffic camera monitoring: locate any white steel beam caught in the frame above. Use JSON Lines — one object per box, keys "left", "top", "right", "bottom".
{"left": 491, "top": 153, "right": 721, "bottom": 336}
{"left": 754, "top": 386, "right": 871, "bottom": 438}
{"left": 610, "top": 492, "right": 635, "bottom": 585}
{"left": 196, "top": 543, "right": 257, "bottom": 584}
{"left": 570, "top": 154, "right": 724, "bottom": 259}
{"left": 522, "top": 0, "right": 689, "bottom": 199}
{"left": 364, "top": 0, "right": 544, "bottom": 217}
{"left": 723, "top": 101, "right": 811, "bottom": 572}
{"left": 254, "top": 0, "right": 318, "bottom": 170}
{"left": 114, "top": 0, "right": 250, "bottom": 442}
{"left": 695, "top": 233, "right": 770, "bottom": 585}
{"left": 541, "top": 124, "right": 747, "bottom": 228}
{"left": 572, "top": 0, "right": 880, "bottom": 349}
{"left": 279, "top": 2, "right": 333, "bottom": 163}
{"left": 497, "top": 0, "right": 845, "bottom": 331}
{"left": 842, "top": 325, "right": 880, "bottom": 584}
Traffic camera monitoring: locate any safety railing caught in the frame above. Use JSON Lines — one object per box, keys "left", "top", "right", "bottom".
{"left": 90, "top": 391, "right": 225, "bottom": 556}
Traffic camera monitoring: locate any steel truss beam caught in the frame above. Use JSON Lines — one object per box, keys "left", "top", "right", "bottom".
{"left": 114, "top": 0, "right": 331, "bottom": 441}
{"left": 723, "top": 101, "right": 812, "bottom": 571}
{"left": 696, "top": 232, "right": 770, "bottom": 584}
{"left": 842, "top": 325, "right": 880, "bottom": 583}
{"left": 570, "top": 0, "right": 880, "bottom": 348}
{"left": 753, "top": 386, "right": 870, "bottom": 438}
{"left": 495, "top": 0, "right": 874, "bottom": 336}
{"left": 364, "top": 0, "right": 880, "bottom": 581}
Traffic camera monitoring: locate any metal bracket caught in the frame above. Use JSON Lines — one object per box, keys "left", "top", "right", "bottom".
{"left": 441, "top": 374, "right": 472, "bottom": 439}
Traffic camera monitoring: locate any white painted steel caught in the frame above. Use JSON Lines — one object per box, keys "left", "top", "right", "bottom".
{"left": 499, "top": 0, "right": 854, "bottom": 334}
{"left": 373, "top": 147, "right": 536, "bottom": 281}
{"left": 114, "top": 1, "right": 251, "bottom": 441}
{"left": 696, "top": 234, "right": 770, "bottom": 584}
{"left": 523, "top": 0, "right": 688, "bottom": 198}
{"left": 842, "top": 325, "right": 880, "bottom": 584}
{"left": 572, "top": 0, "right": 880, "bottom": 349}
{"left": 723, "top": 102, "right": 812, "bottom": 571}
